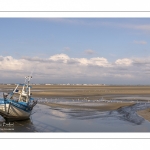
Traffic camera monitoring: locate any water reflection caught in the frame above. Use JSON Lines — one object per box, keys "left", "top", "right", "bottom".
{"left": 0, "top": 100, "right": 150, "bottom": 132}
{"left": 50, "top": 103, "right": 148, "bottom": 126}
{"left": 26, "top": 102, "right": 150, "bottom": 132}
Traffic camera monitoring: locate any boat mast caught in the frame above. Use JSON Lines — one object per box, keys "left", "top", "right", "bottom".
{"left": 18, "top": 76, "right": 32, "bottom": 102}
{"left": 27, "top": 76, "right": 32, "bottom": 96}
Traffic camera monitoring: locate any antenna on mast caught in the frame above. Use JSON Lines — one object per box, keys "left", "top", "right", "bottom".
{"left": 24, "top": 66, "right": 35, "bottom": 85}
{"left": 24, "top": 76, "right": 32, "bottom": 85}
{"left": 30, "top": 65, "right": 36, "bottom": 78}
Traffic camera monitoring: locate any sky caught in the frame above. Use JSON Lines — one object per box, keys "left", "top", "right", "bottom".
{"left": 0, "top": 18, "right": 150, "bottom": 84}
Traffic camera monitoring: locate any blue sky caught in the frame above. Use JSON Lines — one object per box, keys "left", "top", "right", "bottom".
{"left": 0, "top": 18, "right": 150, "bottom": 84}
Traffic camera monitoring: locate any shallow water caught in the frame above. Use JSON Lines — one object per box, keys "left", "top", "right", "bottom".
{"left": 0, "top": 100, "right": 150, "bottom": 132}
{"left": 1, "top": 92, "right": 150, "bottom": 132}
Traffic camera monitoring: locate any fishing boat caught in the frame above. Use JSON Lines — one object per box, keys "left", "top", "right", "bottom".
{"left": 0, "top": 76, "right": 37, "bottom": 121}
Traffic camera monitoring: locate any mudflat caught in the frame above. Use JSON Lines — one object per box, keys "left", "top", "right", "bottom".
{"left": 1, "top": 84, "right": 150, "bottom": 98}
{"left": 1, "top": 84, "right": 150, "bottom": 121}
{"left": 137, "top": 108, "right": 150, "bottom": 122}
{"left": 38, "top": 101, "right": 134, "bottom": 111}
{"left": 31, "top": 85, "right": 150, "bottom": 99}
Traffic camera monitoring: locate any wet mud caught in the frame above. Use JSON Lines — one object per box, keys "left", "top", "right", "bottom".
{"left": 0, "top": 99, "right": 150, "bottom": 132}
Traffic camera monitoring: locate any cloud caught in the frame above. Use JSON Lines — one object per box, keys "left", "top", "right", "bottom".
{"left": 49, "top": 53, "right": 70, "bottom": 63}
{"left": 22, "top": 56, "right": 49, "bottom": 62}
{"left": 1, "top": 54, "right": 150, "bottom": 84}
{"left": 114, "top": 74, "right": 134, "bottom": 78}
{"left": 132, "top": 58, "right": 150, "bottom": 65}
{"left": 0, "top": 56, "right": 24, "bottom": 71}
{"left": 0, "top": 56, "right": 4, "bottom": 61}
{"left": 133, "top": 40, "right": 147, "bottom": 45}
{"left": 89, "top": 57, "right": 110, "bottom": 67}
{"left": 115, "top": 58, "right": 133, "bottom": 66}
{"left": 74, "top": 58, "right": 89, "bottom": 65}
{"left": 47, "top": 53, "right": 110, "bottom": 67}
{"left": 84, "top": 49, "right": 95, "bottom": 55}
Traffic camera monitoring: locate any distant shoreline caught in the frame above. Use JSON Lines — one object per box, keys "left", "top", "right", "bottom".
{"left": 10, "top": 85, "right": 150, "bottom": 97}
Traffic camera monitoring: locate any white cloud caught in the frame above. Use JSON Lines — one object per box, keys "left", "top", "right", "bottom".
{"left": 74, "top": 58, "right": 89, "bottom": 65}
{"left": 89, "top": 57, "right": 110, "bottom": 67}
{"left": 0, "top": 56, "right": 24, "bottom": 70}
{"left": 49, "top": 53, "right": 70, "bottom": 63}
{"left": 1, "top": 54, "right": 150, "bottom": 84}
{"left": 115, "top": 58, "right": 133, "bottom": 66}
{"left": 48, "top": 54, "right": 110, "bottom": 67}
